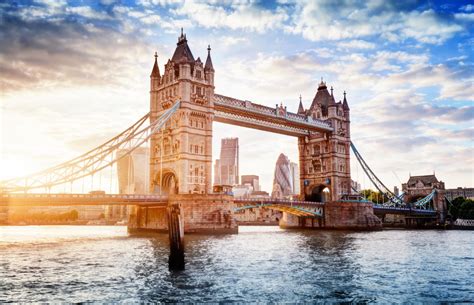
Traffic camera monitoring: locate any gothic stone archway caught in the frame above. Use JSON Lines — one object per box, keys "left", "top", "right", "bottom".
{"left": 306, "top": 184, "right": 331, "bottom": 202}
{"left": 154, "top": 170, "right": 178, "bottom": 195}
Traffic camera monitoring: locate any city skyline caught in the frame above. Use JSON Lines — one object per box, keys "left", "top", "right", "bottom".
{"left": 1, "top": 1, "right": 473, "bottom": 191}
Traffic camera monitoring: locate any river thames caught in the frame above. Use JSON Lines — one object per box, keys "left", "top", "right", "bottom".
{"left": 0, "top": 226, "right": 473, "bottom": 303}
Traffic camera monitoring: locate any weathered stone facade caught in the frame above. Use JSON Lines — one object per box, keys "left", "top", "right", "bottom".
{"left": 298, "top": 82, "right": 351, "bottom": 202}
{"left": 149, "top": 31, "right": 215, "bottom": 195}
{"left": 128, "top": 194, "right": 237, "bottom": 234}
{"left": 280, "top": 201, "right": 381, "bottom": 230}
{"left": 402, "top": 174, "right": 446, "bottom": 220}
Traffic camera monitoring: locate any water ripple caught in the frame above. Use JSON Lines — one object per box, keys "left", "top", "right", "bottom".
{"left": 0, "top": 226, "right": 473, "bottom": 302}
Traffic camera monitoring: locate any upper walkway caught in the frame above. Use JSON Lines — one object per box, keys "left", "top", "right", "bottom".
{"left": 213, "top": 94, "right": 333, "bottom": 137}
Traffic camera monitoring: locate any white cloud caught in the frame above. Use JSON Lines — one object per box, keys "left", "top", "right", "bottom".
{"left": 286, "top": 2, "right": 463, "bottom": 45}
{"left": 454, "top": 13, "right": 474, "bottom": 22}
{"left": 460, "top": 4, "right": 474, "bottom": 12}
{"left": 338, "top": 40, "right": 376, "bottom": 50}
{"left": 221, "top": 36, "right": 248, "bottom": 47}
{"left": 171, "top": 1, "right": 288, "bottom": 32}
{"left": 400, "top": 10, "right": 463, "bottom": 44}
{"left": 67, "top": 6, "right": 111, "bottom": 20}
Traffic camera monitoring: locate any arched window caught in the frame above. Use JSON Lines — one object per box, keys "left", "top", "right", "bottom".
{"left": 164, "top": 139, "right": 171, "bottom": 155}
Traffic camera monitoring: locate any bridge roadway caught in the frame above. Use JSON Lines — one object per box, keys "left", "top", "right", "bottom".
{"left": 372, "top": 205, "right": 437, "bottom": 216}
{"left": 234, "top": 198, "right": 325, "bottom": 217}
{"left": 0, "top": 193, "right": 436, "bottom": 217}
{"left": 0, "top": 193, "right": 168, "bottom": 207}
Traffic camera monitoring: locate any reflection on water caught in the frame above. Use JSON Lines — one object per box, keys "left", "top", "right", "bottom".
{"left": 0, "top": 226, "right": 473, "bottom": 302}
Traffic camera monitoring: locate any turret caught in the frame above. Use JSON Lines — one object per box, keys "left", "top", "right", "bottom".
{"left": 205, "top": 45, "right": 215, "bottom": 86}
{"left": 342, "top": 91, "right": 350, "bottom": 119}
{"left": 150, "top": 52, "right": 160, "bottom": 90}
{"left": 309, "top": 78, "right": 332, "bottom": 117}
{"left": 342, "top": 91, "right": 349, "bottom": 110}
{"left": 297, "top": 94, "right": 305, "bottom": 115}
{"left": 327, "top": 86, "right": 338, "bottom": 118}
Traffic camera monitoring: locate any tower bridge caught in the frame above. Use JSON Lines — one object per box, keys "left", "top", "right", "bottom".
{"left": 0, "top": 31, "right": 444, "bottom": 235}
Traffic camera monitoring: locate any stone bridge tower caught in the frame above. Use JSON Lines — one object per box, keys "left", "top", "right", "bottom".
{"left": 298, "top": 81, "right": 351, "bottom": 202}
{"left": 149, "top": 31, "right": 215, "bottom": 195}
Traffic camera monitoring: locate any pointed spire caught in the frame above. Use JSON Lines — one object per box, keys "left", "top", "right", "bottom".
{"left": 342, "top": 90, "right": 349, "bottom": 110}
{"left": 297, "top": 94, "right": 305, "bottom": 115}
{"left": 318, "top": 77, "right": 327, "bottom": 90}
{"left": 205, "top": 44, "right": 214, "bottom": 71}
{"left": 329, "top": 85, "right": 336, "bottom": 104}
{"left": 150, "top": 51, "right": 160, "bottom": 78}
{"left": 172, "top": 28, "right": 194, "bottom": 63}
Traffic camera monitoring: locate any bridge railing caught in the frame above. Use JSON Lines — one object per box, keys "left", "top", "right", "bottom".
{"left": 214, "top": 94, "right": 332, "bottom": 130}
{"left": 1, "top": 193, "right": 168, "bottom": 200}
{"left": 234, "top": 197, "right": 325, "bottom": 205}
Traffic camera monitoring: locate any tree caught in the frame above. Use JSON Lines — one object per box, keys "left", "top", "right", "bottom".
{"left": 449, "top": 197, "right": 474, "bottom": 220}
{"left": 360, "top": 189, "right": 388, "bottom": 204}
{"left": 459, "top": 199, "right": 474, "bottom": 220}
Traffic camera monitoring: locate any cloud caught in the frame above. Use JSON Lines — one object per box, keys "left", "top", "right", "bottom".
{"left": 338, "top": 40, "right": 376, "bottom": 50}
{"left": 171, "top": 1, "right": 288, "bottom": 32}
{"left": 454, "top": 13, "right": 474, "bottom": 22}
{"left": 0, "top": 7, "right": 152, "bottom": 93}
{"left": 460, "top": 4, "right": 474, "bottom": 12}
{"left": 66, "top": 6, "right": 111, "bottom": 20}
{"left": 221, "top": 36, "right": 248, "bottom": 47}
{"left": 285, "top": 2, "right": 464, "bottom": 44}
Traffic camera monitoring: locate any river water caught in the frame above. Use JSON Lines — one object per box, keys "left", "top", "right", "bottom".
{"left": 0, "top": 226, "right": 473, "bottom": 303}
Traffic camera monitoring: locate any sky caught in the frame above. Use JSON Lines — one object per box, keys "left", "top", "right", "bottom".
{"left": 0, "top": 0, "right": 473, "bottom": 193}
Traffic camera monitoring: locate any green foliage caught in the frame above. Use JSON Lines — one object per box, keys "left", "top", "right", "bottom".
{"left": 449, "top": 197, "right": 474, "bottom": 220}
{"left": 360, "top": 189, "right": 388, "bottom": 204}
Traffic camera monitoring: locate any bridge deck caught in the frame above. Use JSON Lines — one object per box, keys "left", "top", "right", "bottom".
{"left": 213, "top": 94, "right": 333, "bottom": 137}
{"left": 372, "top": 205, "right": 437, "bottom": 216}
{"left": 1, "top": 193, "right": 437, "bottom": 217}
{"left": 0, "top": 193, "right": 168, "bottom": 207}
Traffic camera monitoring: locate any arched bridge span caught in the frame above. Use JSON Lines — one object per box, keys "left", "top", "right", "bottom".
{"left": 233, "top": 198, "right": 324, "bottom": 218}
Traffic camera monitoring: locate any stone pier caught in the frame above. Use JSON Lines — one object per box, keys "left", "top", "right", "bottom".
{"left": 128, "top": 194, "right": 238, "bottom": 234}
{"left": 280, "top": 200, "right": 382, "bottom": 230}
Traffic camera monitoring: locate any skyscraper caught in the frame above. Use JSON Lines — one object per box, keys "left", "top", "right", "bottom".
{"left": 117, "top": 147, "right": 150, "bottom": 194}
{"left": 241, "top": 175, "right": 260, "bottom": 192}
{"left": 290, "top": 162, "right": 300, "bottom": 195}
{"left": 271, "top": 153, "right": 293, "bottom": 198}
{"left": 214, "top": 138, "right": 239, "bottom": 186}
{"left": 111, "top": 147, "right": 150, "bottom": 220}
{"left": 272, "top": 154, "right": 300, "bottom": 198}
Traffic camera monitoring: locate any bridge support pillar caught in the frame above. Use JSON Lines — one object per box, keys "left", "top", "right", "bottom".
{"left": 168, "top": 204, "right": 185, "bottom": 270}
{"left": 279, "top": 212, "right": 301, "bottom": 229}
{"left": 323, "top": 201, "right": 382, "bottom": 229}
{"left": 127, "top": 194, "right": 237, "bottom": 234}
{"left": 280, "top": 201, "right": 381, "bottom": 230}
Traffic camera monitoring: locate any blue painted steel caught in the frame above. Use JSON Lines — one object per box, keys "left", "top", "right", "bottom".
{"left": 234, "top": 203, "right": 323, "bottom": 217}
{"left": 350, "top": 141, "right": 435, "bottom": 210}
